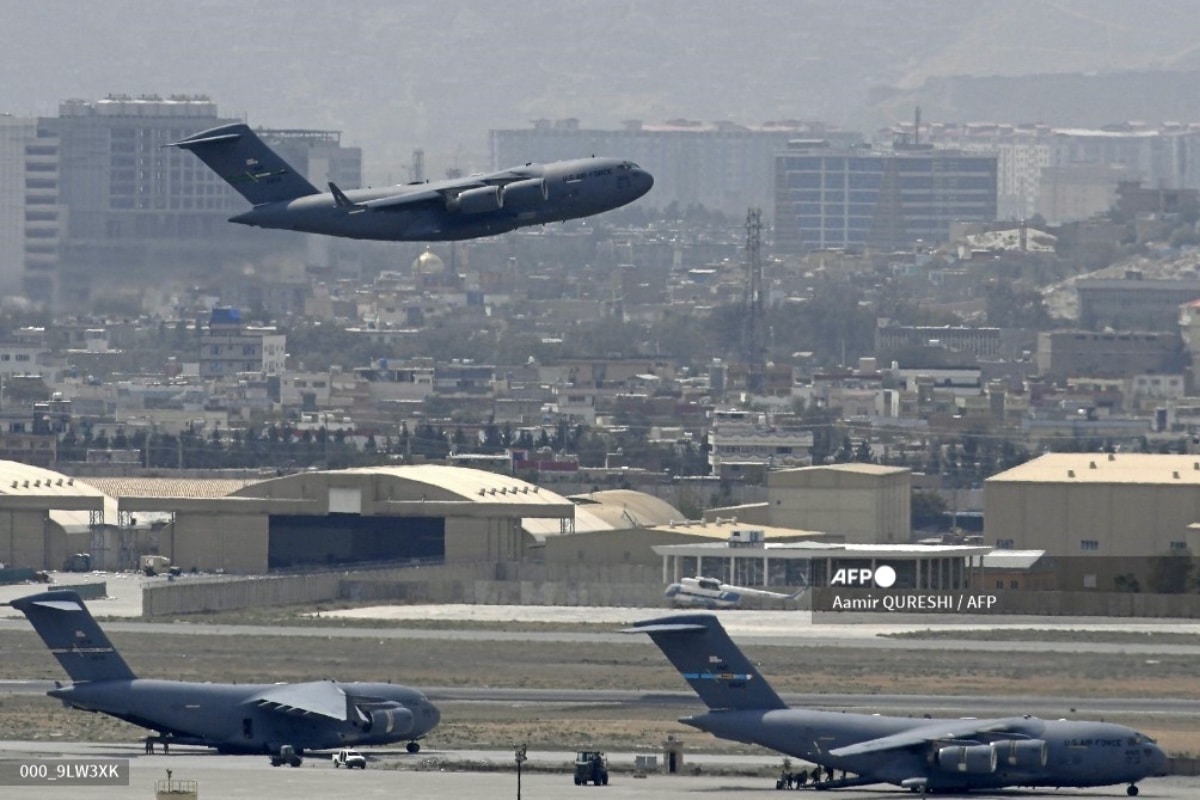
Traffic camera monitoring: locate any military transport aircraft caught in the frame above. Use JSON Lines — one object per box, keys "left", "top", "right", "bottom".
{"left": 628, "top": 613, "right": 1169, "bottom": 796}
{"left": 11, "top": 591, "right": 440, "bottom": 766}
{"left": 170, "top": 124, "right": 653, "bottom": 241}
{"left": 664, "top": 576, "right": 805, "bottom": 609}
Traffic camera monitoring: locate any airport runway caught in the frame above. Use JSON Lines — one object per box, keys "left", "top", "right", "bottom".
{"left": 0, "top": 741, "right": 1192, "bottom": 800}
{"left": 4, "top": 681, "right": 1198, "bottom": 718}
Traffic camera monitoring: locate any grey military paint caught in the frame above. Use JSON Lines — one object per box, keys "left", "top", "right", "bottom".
{"left": 170, "top": 124, "right": 652, "bottom": 242}
{"left": 9, "top": 591, "right": 439, "bottom": 764}
{"left": 628, "top": 612, "right": 1169, "bottom": 795}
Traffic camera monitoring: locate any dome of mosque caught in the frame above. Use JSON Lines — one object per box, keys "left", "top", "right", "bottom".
{"left": 413, "top": 249, "right": 445, "bottom": 274}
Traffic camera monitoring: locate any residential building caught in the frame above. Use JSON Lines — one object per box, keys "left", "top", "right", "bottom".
{"left": 197, "top": 308, "right": 286, "bottom": 379}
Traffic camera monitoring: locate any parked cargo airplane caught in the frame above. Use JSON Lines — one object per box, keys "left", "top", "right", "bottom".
{"left": 11, "top": 591, "right": 439, "bottom": 765}
{"left": 170, "top": 124, "right": 653, "bottom": 241}
{"left": 628, "top": 613, "right": 1169, "bottom": 796}
{"left": 664, "top": 576, "right": 805, "bottom": 609}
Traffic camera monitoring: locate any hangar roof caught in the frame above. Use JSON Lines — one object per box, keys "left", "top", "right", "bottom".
{"left": 773, "top": 464, "right": 910, "bottom": 477}
{"left": 0, "top": 461, "right": 116, "bottom": 528}
{"left": 642, "top": 519, "right": 830, "bottom": 541}
{"left": 524, "top": 489, "right": 687, "bottom": 537}
{"left": 332, "top": 465, "right": 573, "bottom": 506}
{"left": 83, "top": 476, "right": 262, "bottom": 499}
{"left": 988, "top": 453, "right": 1200, "bottom": 485}
{"left": 567, "top": 490, "right": 684, "bottom": 530}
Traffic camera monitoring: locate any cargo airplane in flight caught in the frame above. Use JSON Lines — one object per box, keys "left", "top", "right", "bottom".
{"left": 170, "top": 124, "right": 653, "bottom": 241}
{"left": 628, "top": 613, "right": 1169, "bottom": 796}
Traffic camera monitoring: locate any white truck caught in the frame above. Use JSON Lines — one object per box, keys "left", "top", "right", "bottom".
{"left": 332, "top": 748, "right": 367, "bottom": 769}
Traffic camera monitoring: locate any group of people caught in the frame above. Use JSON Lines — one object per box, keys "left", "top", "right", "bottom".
{"left": 776, "top": 764, "right": 838, "bottom": 790}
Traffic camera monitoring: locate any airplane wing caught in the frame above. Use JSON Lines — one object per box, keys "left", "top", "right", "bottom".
{"left": 247, "top": 682, "right": 350, "bottom": 721}
{"left": 333, "top": 170, "right": 535, "bottom": 213}
{"left": 828, "top": 717, "right": 1029, "bottom": 758}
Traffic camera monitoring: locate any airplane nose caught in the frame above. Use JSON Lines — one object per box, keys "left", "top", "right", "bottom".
{"left": 1153, "top": 745, "right": 1171, "bottom": 776}
{"left": 427, "top": 701, "right": 441, "bottom": 731}
{"left": 637, "top": 169, "right": 654, "bottom": 196}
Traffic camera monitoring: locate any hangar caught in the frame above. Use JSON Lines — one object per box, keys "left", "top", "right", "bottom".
{"left": 0, "top": 463, "right": 585, "bottom": 574}
{"left": 117, "top": 465, "right": 575, "bottom": 573}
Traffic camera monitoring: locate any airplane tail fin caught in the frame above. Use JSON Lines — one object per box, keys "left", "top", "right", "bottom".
{"left": 169, "top": 123, "right": 319, "bottom": 206}
{"left": 625, "top": 613, "right": 786, "bottom": 711}
{"left": 10, "top": 591, "right": 136, "bottom": 683}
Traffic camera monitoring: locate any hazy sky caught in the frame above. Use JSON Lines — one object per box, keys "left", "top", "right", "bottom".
{"left": 7, "top": 0, "right": 1200, "bottom": 181}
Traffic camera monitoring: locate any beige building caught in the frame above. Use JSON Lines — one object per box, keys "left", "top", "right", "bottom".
{"left": 711, "top": 464, "right": 912, "bottom": 544}
{"left": 2, "top": 463, "right": 719, "bottom": 575}
{"left": 985, "top": 453, "right": 1200, "bottom": 560}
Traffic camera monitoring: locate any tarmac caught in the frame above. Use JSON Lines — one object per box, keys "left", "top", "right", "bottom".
{"left": 0, "top": 740, "right": 1192, "bottom": 800}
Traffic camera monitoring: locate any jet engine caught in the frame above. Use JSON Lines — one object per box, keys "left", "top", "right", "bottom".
{"left": 993, "top": 739, "right": 1048, "bottom": 768}
{"left": 936, "top": 744, "right": 998, "bottom": 774}
{"left": 356, "top": 704, "right": 414, "bottom": 736}
{"left": 449, "top": 186, "right": 503, "bottom": 214}
{"left": 501, "top": 178, "right": 548, "bottom": 209}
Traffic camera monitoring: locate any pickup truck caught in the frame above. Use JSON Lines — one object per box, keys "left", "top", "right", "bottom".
{"left": 332, "top": 748, "right": 367, "bottom": 769}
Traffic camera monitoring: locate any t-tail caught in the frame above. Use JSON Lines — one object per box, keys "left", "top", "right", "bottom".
{"left": 169, "top": 124, "right": 319, "bottom": 206}
{"left": 10, "top": 591, "right": 136, "bottom": 682}
{"left": 625, "top": 613, "right": 786, "bottom": 711}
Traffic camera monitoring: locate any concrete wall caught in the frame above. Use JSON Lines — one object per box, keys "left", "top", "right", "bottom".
{"left": 989, "top": 590, "right": 1200, "bottom": 617}
{"left": 341, "top": 562, "right": 667, "bottom": 607}
{"left": 144, "top": 572, "right": 345, "bottom": 616}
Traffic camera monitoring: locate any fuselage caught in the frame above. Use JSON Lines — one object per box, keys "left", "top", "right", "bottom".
{"left": 231, "top": 157, "right": 652, "bottom": 241}
{"left": 50, "top": 679, "right": 439, "bottom": 754}
{"left": 687, "top": 708, "right": 1169, "bottom": 791}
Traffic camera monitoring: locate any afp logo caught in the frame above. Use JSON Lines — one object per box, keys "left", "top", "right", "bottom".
{"left": 830, "top": 565, "right": 897, "bottom": 588}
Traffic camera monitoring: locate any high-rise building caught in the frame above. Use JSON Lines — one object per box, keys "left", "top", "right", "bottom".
{"left": 490, "top": 118, "right": 862, "bottom": 217}
{"left": 0, "top": 115, "right": 62, "bottom": 303}
{"left": 38, "top": 96, "right": 362, "bottom": 309}
{"left": 774, "top": 142, "right": 998, "bottom": 253}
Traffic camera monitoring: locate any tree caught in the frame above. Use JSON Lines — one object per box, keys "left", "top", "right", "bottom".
{"left": 912, "top": 490, "right": 948, "bottom": 530}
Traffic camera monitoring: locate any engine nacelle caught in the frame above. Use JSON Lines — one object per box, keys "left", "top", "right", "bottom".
{"left": 450, "top": 185, "right": 503, "bottom": 214}
{"left": 937, "top": 744, "right": 997, "bottom": 774}
{"left": 993, "top": 739, "right": 1047, "bottom": 769}
{"left": 359, "top": 706, "right": 414, "bottom": 736}
{"left": 501, "top": 178, "right": 548, "bottom": 210}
